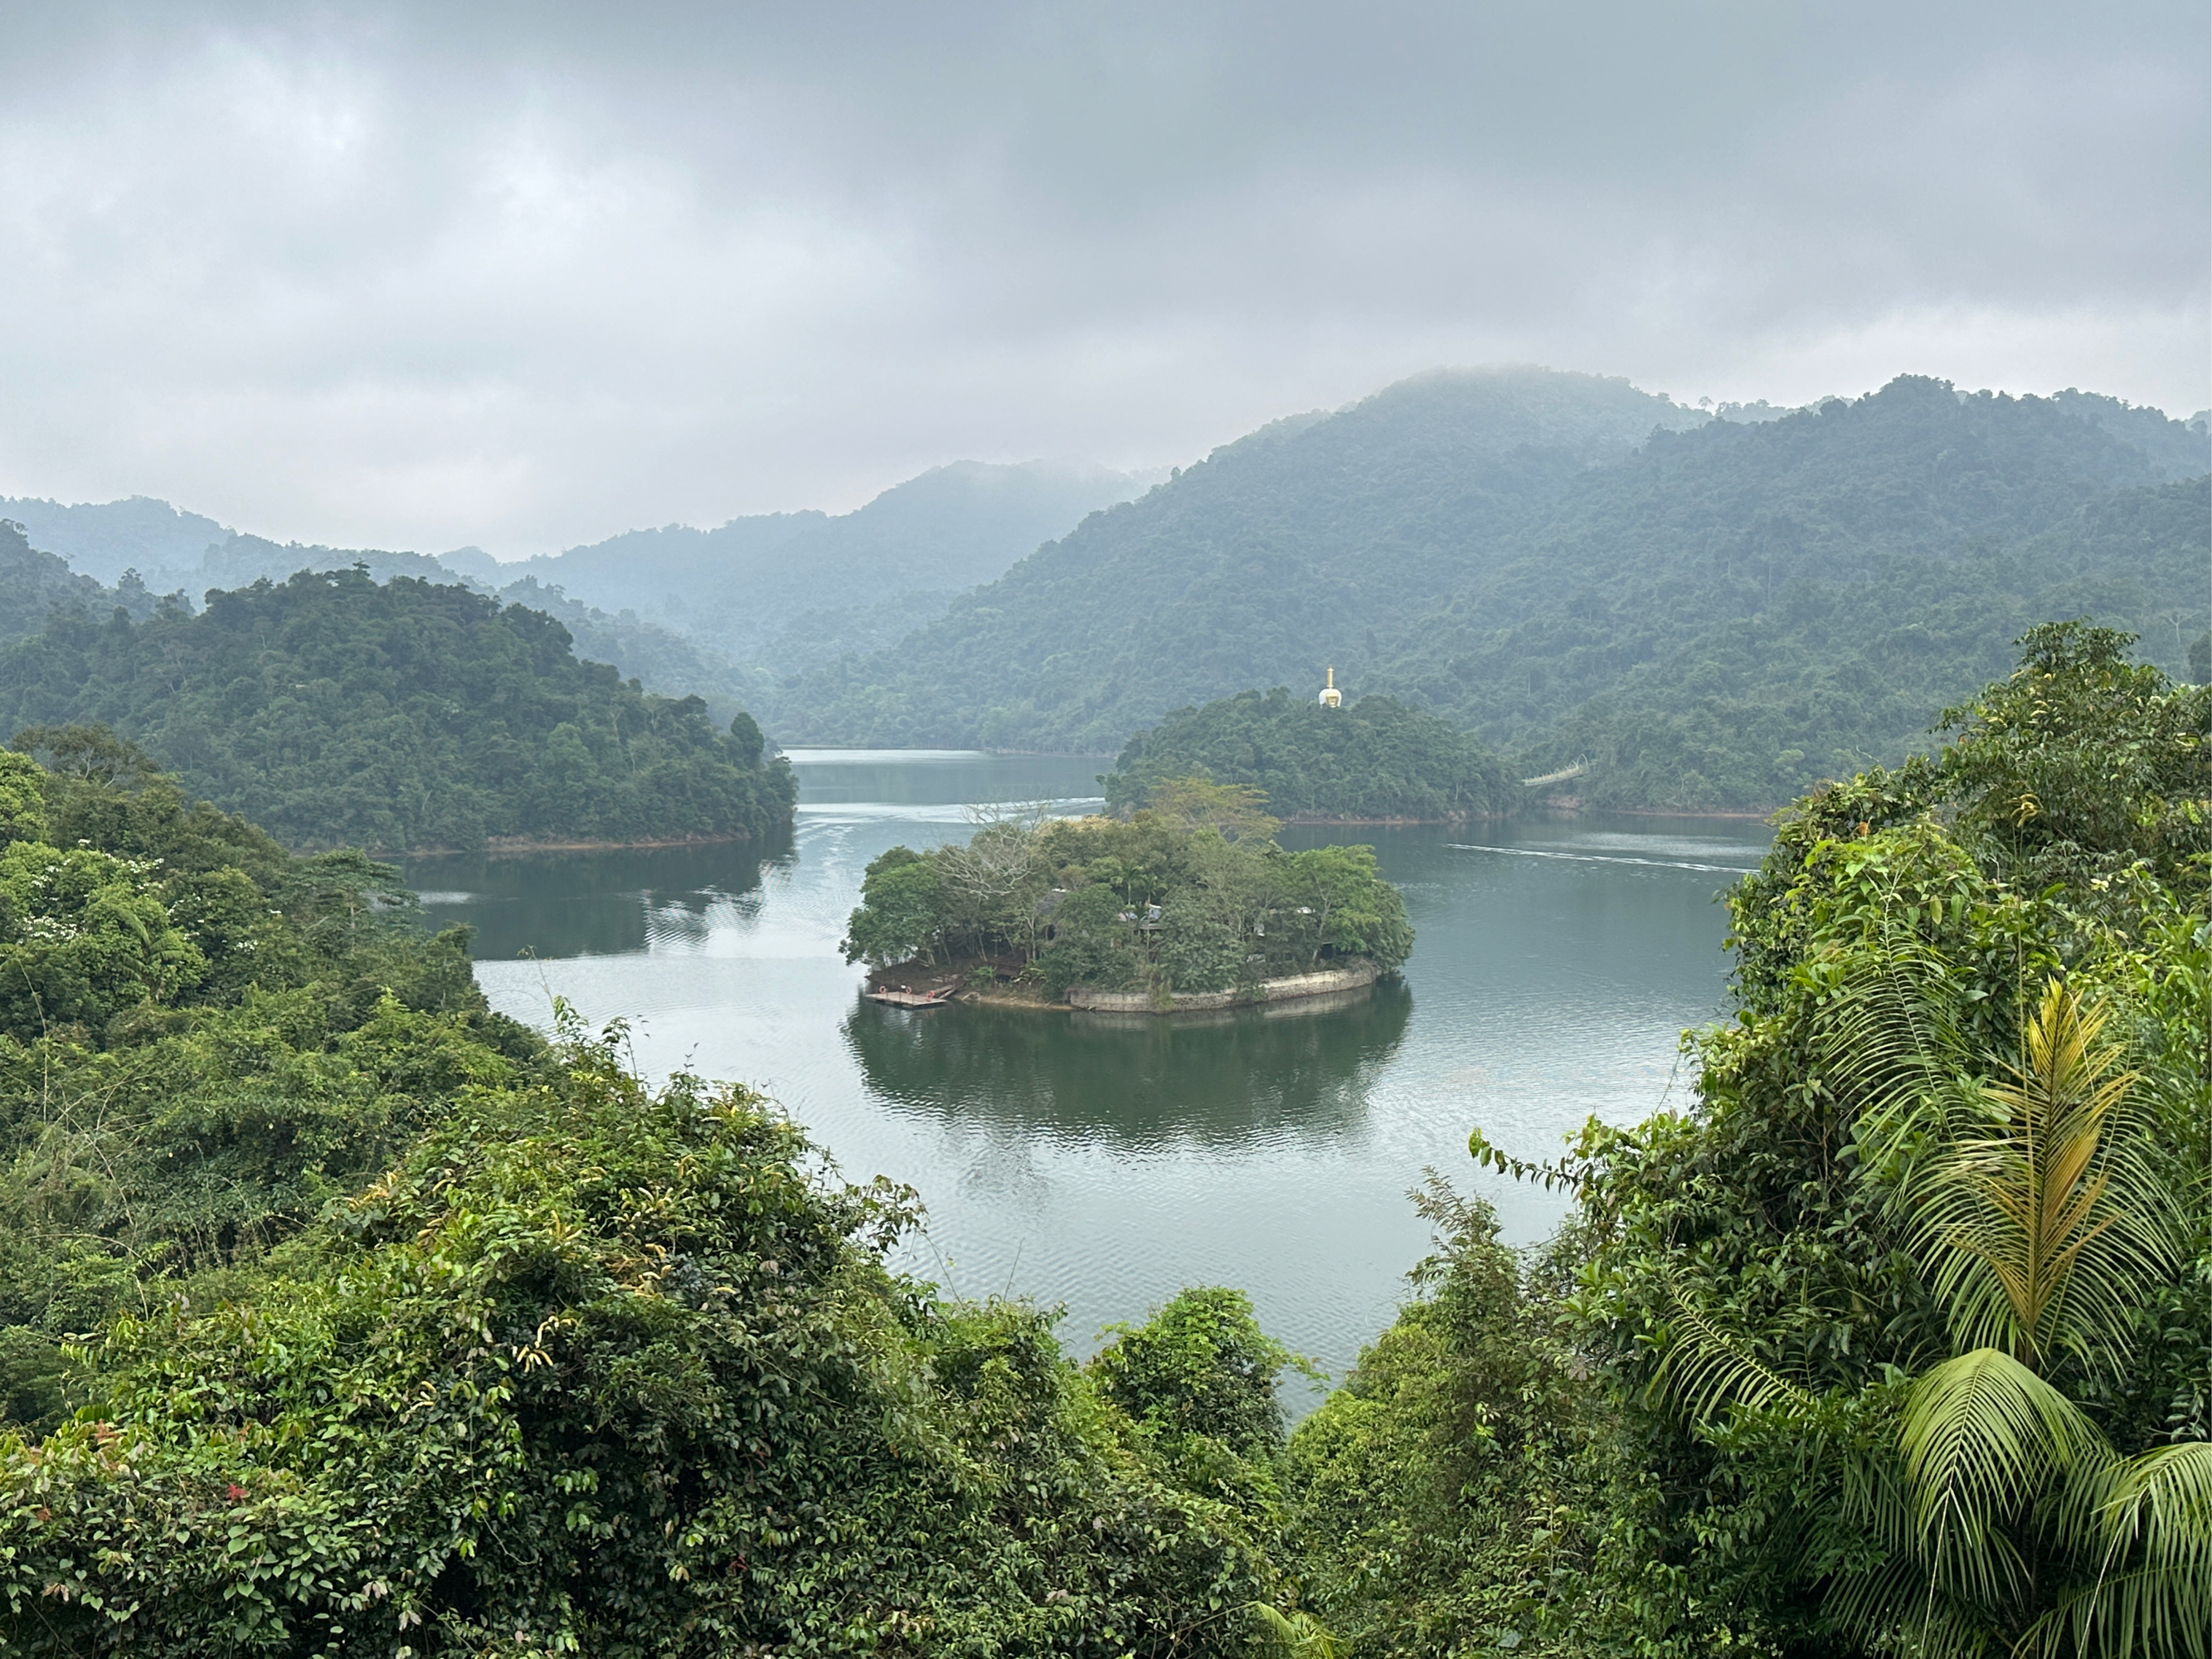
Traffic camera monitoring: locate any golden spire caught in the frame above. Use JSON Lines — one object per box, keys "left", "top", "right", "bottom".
{"left": 1319, "top": 664, "right": 1343, "bottom": 708}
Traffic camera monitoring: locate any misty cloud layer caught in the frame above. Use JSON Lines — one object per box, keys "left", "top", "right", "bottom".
{"left": 1, "top": 1, "right": 2204, "bottom": 555}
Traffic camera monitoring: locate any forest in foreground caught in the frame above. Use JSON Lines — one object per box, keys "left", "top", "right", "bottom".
{"left": 0, "top": 623, "right": 2203, "bottom": 1657}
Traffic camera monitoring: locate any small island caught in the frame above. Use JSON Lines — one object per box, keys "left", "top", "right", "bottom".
{"left": 841, "top": 777, "right": 1412, "bottom": 1014}
{"left": 1102, "top": 679, "right": 1521, "bottom": 823}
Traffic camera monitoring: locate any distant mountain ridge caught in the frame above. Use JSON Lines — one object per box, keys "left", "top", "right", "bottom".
{"left": 780, "top": 368, "right": 2209, "bottom": 813}
{"left": 493, "top": 459, "right": 1159, "bottom": 668}
{"left": 2, "top": 456, "right": 1156, "bottom": 713}
{"left": 772, "top": 366, "right": 1715, "bottom": 748}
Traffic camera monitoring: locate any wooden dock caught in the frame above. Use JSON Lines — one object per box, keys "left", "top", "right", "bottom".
{"left": 864, "top": 985, "right": 954, "bottom": 1008}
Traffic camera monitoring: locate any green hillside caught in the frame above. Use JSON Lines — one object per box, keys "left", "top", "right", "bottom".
{"left": 0, "top": 569, "right": 793, "bottom": 853}
{"left": 1382, "top": 378, "right": 2211, "bottom": 807}
{"left": 779, "top": 367, "right": 1705, "bottom": 748}
{"left": 500, "top": 458, "right": 1152, "bottom": 670}
{"left": 786, "top": 372, "right": 2207, "bottom": 811}
{"left": 1103, "top": 688, "right": 1522, "bottom": 820}
{"left": 0, "top": 520, "right": 183, "bottom": 647}
{"left": 0, "top": 745, "right": 1294, "bottom": 1652}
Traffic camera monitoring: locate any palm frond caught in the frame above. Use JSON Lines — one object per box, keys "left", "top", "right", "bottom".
{"left": 1652, "top": 1281, "right": 1816, "bottom": 1426}
{"left": 1908, "top": 980, "right": 2181, "bottom": 1370}
{"left": 1811, "top": 940, "right": 1968, "bottom": 1162}
{"left": 1247, "top": 1602, "right": 1347, "bottom": 1658}
{"left": 1898, "top": 1347, "right": 2102, "bottom": 1611}
{"left": 2027, "top": 1440, "right": 2212, "bottom": 1659}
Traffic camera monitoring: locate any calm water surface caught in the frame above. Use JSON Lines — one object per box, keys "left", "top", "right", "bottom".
{"left": 406, "top": 750, "right": 1768, "bottom": 1390}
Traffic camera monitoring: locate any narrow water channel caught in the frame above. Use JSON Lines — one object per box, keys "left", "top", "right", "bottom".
{"left": 406, "top": 750, "right": 1769, "bottom": 1390}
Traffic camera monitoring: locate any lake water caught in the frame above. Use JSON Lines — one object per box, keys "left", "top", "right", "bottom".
{"left": 406, "top": 750, "right": 1768, "bottom": 1391}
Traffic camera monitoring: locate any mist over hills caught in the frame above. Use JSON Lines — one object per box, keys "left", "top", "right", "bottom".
{"left": 488, "top": 458, "right": 1158, "bottom": 668}
{"left": 774, "top": 367, "right": 1710, "bottom": 747}
{"left": 2, "top": 457, "right": 1153, "bottom": 720}
{"left": 7, "top": 371, "right": 2205, "bottom": 816}
{"left": 780, "top": 369, "right": 2209, "bottom": 810}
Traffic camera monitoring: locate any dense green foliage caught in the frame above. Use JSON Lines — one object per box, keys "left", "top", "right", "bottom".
{"left": 488, "top": 574, "right": 762, "bottom": 721}
{"left": 842, "top": 791, "right": 1413, "bottom": 1000}
{"left": 1104, "top": 688, "right": 1522, "bottom": 820}
{"left": 0, "top": 728, "right": 540, "bottom": 1435}
{"left": 786, "top": 372, "right": 2206, "bottom": 815}
{"left": 2, "top": 628, "right": 2201, "bottom": 1656}
{"left": 0, "top": 746, "right": 1320, "bottom": 1655}
{"left": 0, "top": 569, "right": 794, "bottom": 853}
{"left": 1281, "top": 624, "right": 2212, "bottom": 1655}
{"left": 0, "top": 1043, "right": 1304, "bottom": 1656}
{"left": 1390, "top": 386, "right": 2211, "bottom": 810}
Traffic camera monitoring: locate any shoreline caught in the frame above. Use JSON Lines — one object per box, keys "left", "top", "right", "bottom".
{"left": 864, "top": 956, "right": 1383, "bottom": 1018}
{"left": 400, "top": 827, "right": 785, "bottom": 859}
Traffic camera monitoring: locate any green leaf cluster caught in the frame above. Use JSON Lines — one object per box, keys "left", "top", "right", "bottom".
{"left": 0, "top": 568, "right": 794, "bottom": 853}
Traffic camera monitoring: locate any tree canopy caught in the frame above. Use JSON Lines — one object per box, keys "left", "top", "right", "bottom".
{"left": 1281, "top": 624, "right": 2211, "bottom": 1655}
{"left": 843, "top": 800, "right": 1413, "bottom": 1000}
{"left": 1104, "top": 687, "right": 1522, "bottom": 820}
{"left": 0, "top": 568, "right": 794, "bottom": 853}
{"left": 0, "top": 740, "right": 1320, "bottom": 1656}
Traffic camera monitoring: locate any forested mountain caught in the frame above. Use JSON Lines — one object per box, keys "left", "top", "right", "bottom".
{"left": 1104, "top": 688, "right": 1522, "bottom": 820}
{"left": 1383, "top": 379, "right": 2212, "bottom": 808}
{"left": 0, "top": 494, "right": 231, "bottom": 586}
{"left": 0, "top": 520, "right": 185, "bottom": 646}
{"left": 0, "top": 570, "right": 793, "bottom": 853}
{"left": 483, "top": 457, "right": 1155, "bottom": 669}
{"left": 780, "top": 367, "right": 1707, "bottom": 748}
{"left": 5, "top": 458, "right": 1155, "bottom": 713}
{"left": 786, "top": 372, "right": 2208, "bottom": 812}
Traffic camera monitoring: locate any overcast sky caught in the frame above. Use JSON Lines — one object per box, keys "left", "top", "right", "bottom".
{"left": 1, "top": 2, "right": 2205, "bottom": 557}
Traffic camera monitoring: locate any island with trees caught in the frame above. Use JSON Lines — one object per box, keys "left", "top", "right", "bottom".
{"left": 0, "top": 567, "right": 795, "bottom": 854}
{"left": 841, "top": 778, "right": 1413, "bottom": 1012}
{"left": 1103, "top": 684, "right": 1523, "bottom": 821}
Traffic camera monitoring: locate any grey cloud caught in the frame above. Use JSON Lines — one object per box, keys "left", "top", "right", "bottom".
{"left": 0, "top": 1, "right": 2202, "bottom": 555}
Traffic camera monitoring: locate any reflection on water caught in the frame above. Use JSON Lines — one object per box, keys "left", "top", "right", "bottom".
{"left": 407, "top": 752, "right": 1767, "bottom": 1388}
{"left": 406, "top": 837, "right": 790, "bottom": 960}
{"left": 843, "top": 980, "right": 1412, "bottom": 1146}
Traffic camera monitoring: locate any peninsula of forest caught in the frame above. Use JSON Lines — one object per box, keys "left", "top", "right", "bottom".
{"left": 0, "top": 559, "right": 794, "bottom": 854}
{"left": 1104, "top": 685, "right": 1522, "bottom": 821}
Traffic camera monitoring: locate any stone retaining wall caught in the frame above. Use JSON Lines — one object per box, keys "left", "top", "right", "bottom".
{"left": 1067, "top": 958, "right": 1379, "bottom": 1014}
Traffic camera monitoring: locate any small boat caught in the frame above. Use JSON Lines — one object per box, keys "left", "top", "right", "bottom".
{"left": 865, "top": 985, "right": 954, "bottom": 1008}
